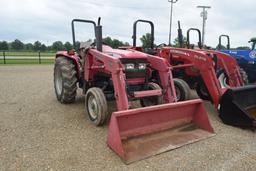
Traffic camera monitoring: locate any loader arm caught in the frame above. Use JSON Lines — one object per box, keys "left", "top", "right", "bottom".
{"left": 87, "top": 49, "right": 129, "bottom": 111}
{"left": 208, "top": 50, "right": 244, "bottom": 87}
{"left": 160, "top": 48, "right": 223, "bottom": 107}
{"left": 146, "top": 55, "right": 177, "bottom": 102}
{"left": 86, "top": 49, "right": 177, "bottom": 110}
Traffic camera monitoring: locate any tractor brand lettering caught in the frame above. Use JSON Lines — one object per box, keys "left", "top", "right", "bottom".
{"left": 170, "top": 50, "right": 189, "bottom": 56}
{"left": 229, "top": 51, "right": 237, "bottom": 54}
{"left": 194, "top": 55, "right": 207, "bottom": 61}
{"left": 249, "top": 51, "right": 256, "bottom": 59}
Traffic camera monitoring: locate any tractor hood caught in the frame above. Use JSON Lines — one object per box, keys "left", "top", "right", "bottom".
{"left": 103, "top": 45, "right": 148, "bottom": 59}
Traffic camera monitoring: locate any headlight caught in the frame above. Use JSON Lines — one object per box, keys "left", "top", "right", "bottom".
{"left": 138, "top": 63, "right": 147, "bottom": 70}
{"left": 125, "top": 63, "right": 135, "bottom": 70}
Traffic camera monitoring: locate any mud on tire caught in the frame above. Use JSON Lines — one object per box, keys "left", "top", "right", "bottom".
{"left": 54, "top": 57, "right": 77, "bottom": 103}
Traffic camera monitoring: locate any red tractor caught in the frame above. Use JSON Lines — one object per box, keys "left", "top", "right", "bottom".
{"left": 131, "top": 19, "right": 256, "bottom": 129}
{"left": 53, "top": 18, "right": 214, "bottom": 164}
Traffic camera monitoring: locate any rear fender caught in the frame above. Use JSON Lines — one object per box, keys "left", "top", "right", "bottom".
{"left": 56, "top": 51, "right": 81, "bottom": 79}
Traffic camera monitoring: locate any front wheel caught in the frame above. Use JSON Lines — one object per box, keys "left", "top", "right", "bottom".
{"left": 140, "top": 82, "right": 163, "bottom": 107}
{"left": 174, "top": 78, "right": 191, "bottom": 101}
{"left": 85, "top": 87, "right": 108, "bottom": 126}
{"left": 196, "top": 80, "right": 212, "bottom": 101}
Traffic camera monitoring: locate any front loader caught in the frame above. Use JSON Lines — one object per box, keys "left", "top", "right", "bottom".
{"left": 185, "top": 27, "right": 247, "bottom": 88}
{"left": 130, "top": 19, "right": 256, "bottom": 129}
{"left": 53, "top": 18, "right": 214, "bottom": 164}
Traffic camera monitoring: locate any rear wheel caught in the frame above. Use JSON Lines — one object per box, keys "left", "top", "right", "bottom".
{"left": 85, "top": 87, "right": 108, "bottom": 126}
{"left": 217, "top": 70, "right": 229, "bottom": 88}
{"left": 54, "top": 57, "right": 77, "bottom": 103}
{"left": 140, "top": 82, "right": 163, "bottom": 107}
{"left": 239, "top": 68, "right": 249, "bottom": 85}
{"left": 217, "top": 68, "right": 249, "bottom": 88}
{"left": 174, "top": 78, "right": 191, "bottom": 101}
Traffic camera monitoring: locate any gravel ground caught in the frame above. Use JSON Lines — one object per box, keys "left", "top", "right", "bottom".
{"left": 0, "top": 65, "right": 256, "bottom": 171}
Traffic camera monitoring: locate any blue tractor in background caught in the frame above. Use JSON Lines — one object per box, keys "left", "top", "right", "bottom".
{"left": 218, "top": 35, "right": 256, "bottom": 83}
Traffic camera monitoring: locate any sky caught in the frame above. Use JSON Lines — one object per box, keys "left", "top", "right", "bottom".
{"left": 0, "top": 0, "right": 255, "bottom": 48}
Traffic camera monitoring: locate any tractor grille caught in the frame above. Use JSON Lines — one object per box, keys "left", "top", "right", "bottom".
{"left": 121, "top": 59, "right": 148, "bottom": 79}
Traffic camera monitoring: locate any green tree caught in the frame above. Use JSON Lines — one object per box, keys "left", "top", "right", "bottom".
{"left": 33, "top": 41, "right": 42, "bottom": 51}
{"left": 52, "top": 41, "right": 64, "bottom": 51}
{"left": 64, "top": 42, "right": 73, "bottom": 50}
{"left": 103, "top": 37, "right": 113, "bottom": 46}
{"left": 24, "top": 43, "right": 33, "bottom": 51}
{"left": 112, "top": 39, "right": 124, "bottom": 48}
{"left": 0, "top": 41, "right": 9, "bottom": 50}
{"left": 172, "top": 36, "right": 187, "bottom": 47}
{"left": 41, "top": 44, "right": 47, "bottom": 51}
{"left": 235, "top": 46, "right": 250, "bottom": 50}
{"left": 140, "top": 33, "right": 153, "bottom": 48}
{"left": 103, "top": 37, "right": 126, "bottom": 48}
{"left": 11, "top": 39, "right": 24, "bottom": 50}
{"left": 46, "top": 46, "right": 52, "bottom": 52}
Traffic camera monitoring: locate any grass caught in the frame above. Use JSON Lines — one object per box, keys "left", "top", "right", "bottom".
{"left": 1, "top": 51, "right": 55, "bottom": 57}
{"left": 0, "top": 58, "right": 54, "bottom": 64}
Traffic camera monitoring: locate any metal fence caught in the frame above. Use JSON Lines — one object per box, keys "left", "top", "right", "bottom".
{"left": 0, "top": 51, "right": 55, "bottom": 64}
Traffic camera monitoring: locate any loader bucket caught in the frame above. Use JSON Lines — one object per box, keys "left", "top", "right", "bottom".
{"left": 107, "top": 99, "right": 214, "bottom": 164}
{"left": 219, "top": 85, "right": 256, "bottom": 128}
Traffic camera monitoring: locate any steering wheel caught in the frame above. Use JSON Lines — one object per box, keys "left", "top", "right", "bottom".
{"left": 157, "top": 43, "right": 168, "bottom": 48}
{"left": 85, "top": 40, "right": 108, "bottom": 48}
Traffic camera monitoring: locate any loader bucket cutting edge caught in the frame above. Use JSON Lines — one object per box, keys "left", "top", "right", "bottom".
{"left": 107, "top": 99, "right": 215, "bottom": 164}
{"left": 219, "top": 85, "right": 256, "bottom": 128}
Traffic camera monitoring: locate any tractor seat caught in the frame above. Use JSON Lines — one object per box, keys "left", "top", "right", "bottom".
{"left": 144, "top": 48, "right": 156, "bottom": 55}
{"left": 80, "top": 40, "right": 94, "bottom": 49}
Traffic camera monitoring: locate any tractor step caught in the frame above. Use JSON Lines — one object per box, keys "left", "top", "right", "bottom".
{"left": 133, "top": 89, "right": 162, "bottom": 98}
